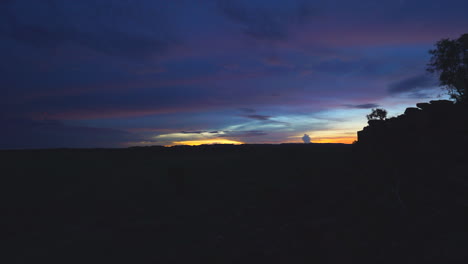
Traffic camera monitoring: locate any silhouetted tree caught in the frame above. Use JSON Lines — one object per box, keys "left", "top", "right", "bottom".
{"left": 367, "top": 108, "right": 387, "bottom": 121}
{"left": 427, "top": 33, "right": 468, "bottom": 103}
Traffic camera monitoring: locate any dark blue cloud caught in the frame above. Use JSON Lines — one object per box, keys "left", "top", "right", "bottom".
{"left": 180, "top": 131, "right": 208, "bottom": 134}
{"left": 345, "top": 103, "right": 380, "bottom": 109}
{"left": 388, "top": 74, "right": 437, "bottom": 94}
{"left": 243, "top": 114, "right": 271, "bottom": 121}
{"left": 218, "top": 0, "right": 315, "bottom": 41}
{"left": 0, "top": 0, "right": 179, "bottom": 59}
{"left": 221, "top": 130, "right": 268, "bottom": 138}
{"left": 238, "top": 108, "right": 256, "bottom": 113}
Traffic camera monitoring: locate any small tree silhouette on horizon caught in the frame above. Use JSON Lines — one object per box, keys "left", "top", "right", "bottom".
{"left": 367, "top": 108, "right": 387, "bottom": 121}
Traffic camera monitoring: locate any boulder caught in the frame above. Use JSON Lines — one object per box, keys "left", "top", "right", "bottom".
{"left": 429, "top": 100, "right": 454, "bottom": 108}
{"left": 416, "top": 102, "right": 430, "bottom": 110}
{"left": 367, "top": 119, "right": 385, "bottom": 126}
{"left": 404, "top": 107, "right": 421, "bottom": 116}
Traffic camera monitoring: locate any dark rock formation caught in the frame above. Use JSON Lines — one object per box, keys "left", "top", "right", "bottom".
{"left": 356, "top": 100, "right": 468, "bottom": 230}
{"left": 357, "top": 100, "right": 468, "bottom": 152}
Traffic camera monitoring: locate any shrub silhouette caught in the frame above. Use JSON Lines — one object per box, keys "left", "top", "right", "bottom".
{"left": 366, "top": 108, "right": 387, "bottom": 121}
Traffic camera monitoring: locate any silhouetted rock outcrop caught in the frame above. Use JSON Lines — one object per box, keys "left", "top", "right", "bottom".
{"left": 357, "top": 100, "right": 468, "bottom": 152}
{"left": 356, "top": 100, "right": 468, "bottom": 230}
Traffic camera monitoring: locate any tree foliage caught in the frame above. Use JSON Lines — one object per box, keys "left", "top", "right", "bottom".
{"left": 427, "top": 33, "right": 468, "bottom": 103}
{"left": 367, "top": 108, "right": 387, "bottom": 121}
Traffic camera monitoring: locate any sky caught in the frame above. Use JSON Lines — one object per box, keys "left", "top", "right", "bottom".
{"left": 1, "top": 0, "right": 467, "bottom": 148}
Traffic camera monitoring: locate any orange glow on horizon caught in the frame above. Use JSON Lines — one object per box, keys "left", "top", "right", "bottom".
{"left": 312, "top": 137, "right": 356, "bottom": 144}
{"left": 169, "top": 138, "right": 244, "bottom": 146}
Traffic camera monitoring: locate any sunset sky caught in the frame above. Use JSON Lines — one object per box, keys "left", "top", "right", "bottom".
{"left": 1, "top": 0, "right": 467, "bottom": 148}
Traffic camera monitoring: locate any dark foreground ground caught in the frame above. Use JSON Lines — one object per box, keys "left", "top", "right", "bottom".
{"left": 2, "top": 144, "right": 467, "bottom": 263}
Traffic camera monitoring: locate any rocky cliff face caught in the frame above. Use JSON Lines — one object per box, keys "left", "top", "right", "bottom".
{"left": 357, "top": 100, "right": 468, "bottom": 152}
{"left": 355, "top": 100, "right": 468, "bottom": 224}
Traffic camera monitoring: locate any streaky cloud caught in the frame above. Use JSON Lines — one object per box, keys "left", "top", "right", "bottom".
{"left": 345, "top": 103, "right": 380, "bottom": 109}
{"left": 0, "top": 0, "right": 179, "bottom": 59}
{"left": 388, "top": 74, "right": 437, "bottom": 94}
{"left": 218, "top": 0, "right": 315, "bottom": 41}
{"left": 221, "top": 130, "right": 268, "bottom": 137}
{"left": 243, "top": 114, "right": 271, "bottom": 121}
